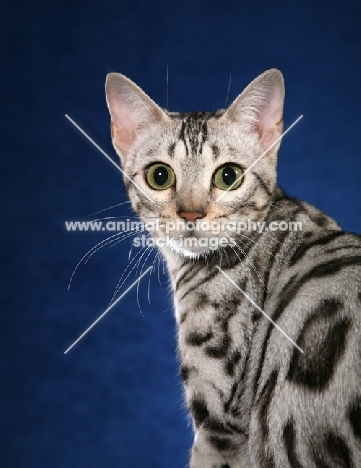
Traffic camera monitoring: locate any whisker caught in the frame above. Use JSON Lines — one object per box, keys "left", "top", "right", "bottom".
{"left": 225, "top": 233, "right": 266, "bottom": 290}
{"left": 224, "top": 70, "right": 232, "bottom": 108}
{"left": 235, "top": 232, "right": 286, "bottom": 268}
{"left": 136, "top": 244, "right": 157, "bottom": 313}
{"left": 85, "top": 200, "right": 132, "bottom": 218}
{"left": 166, "top": 63, "right": 169, "bottom": 111}
{"left": 84, "top": 231, "right": 136, "bottom": 263}
{"left": 128, "top": 240, "right": 134, "bottom": 260}
{"left": 109, "top": 231, "right": 139, "bottom": 249}
{"left": 149, "top": 249, "right": 162, "bottom": 299}
{"left": 111, "top": 243, "right": 150, "bottom": 303}
{"left": 68, "top": 231, "right": 125, "bottom": 289}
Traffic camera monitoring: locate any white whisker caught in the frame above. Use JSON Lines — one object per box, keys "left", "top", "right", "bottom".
{"left": 68, "top": 231, "right": 125, "bottom": 289}
{"left": 85, "top": 231, "right": 136, "bottom": 263}
{"left": 136, "top": 244, "right": 156, "bottom": 313}
{"left": 111, "top": 243, "right": 150, "bottom": 303}
{"left": 224, "top": 71, "right": 232, "bottom": 108}
{"left": 85, "top": 200, "right": 132, "bottom": 218}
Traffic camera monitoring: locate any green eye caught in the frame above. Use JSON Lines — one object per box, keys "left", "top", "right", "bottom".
{"left": 213, "top": 164, "right": 243, "bottom": 190}
{"left": 145, "top": 163, "right": 176, "bottom": 190}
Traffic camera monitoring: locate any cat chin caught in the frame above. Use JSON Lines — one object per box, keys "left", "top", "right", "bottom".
{"left": 166, "top": 239, "right": 209, "bottom": 259}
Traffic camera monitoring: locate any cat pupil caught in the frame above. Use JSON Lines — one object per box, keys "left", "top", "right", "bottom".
{"left": 222, "top": 166, "right": 236, "bottom": 186}
{"left": 154, "top": 167, "right": 168, "bottom": 186}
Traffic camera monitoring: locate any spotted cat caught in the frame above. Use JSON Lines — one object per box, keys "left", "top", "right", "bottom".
{"left": 105, "top": 69, "right": 361, "bottom": 467}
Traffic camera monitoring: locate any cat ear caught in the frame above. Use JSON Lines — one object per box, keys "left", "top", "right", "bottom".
{"left": 224, "top": 69, "right": 285, "bottom": 151}
{"left": 105, "top": 73, "right": 169, "bottom": 157}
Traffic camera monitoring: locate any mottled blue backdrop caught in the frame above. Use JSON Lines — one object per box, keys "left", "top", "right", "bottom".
{"left": 2, "top": 1, "right": 361, "bottom": 467}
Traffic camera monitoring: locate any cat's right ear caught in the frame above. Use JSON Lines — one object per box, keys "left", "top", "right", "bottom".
{"left": 105, "top": 73, "right": 169, "bottom": 159}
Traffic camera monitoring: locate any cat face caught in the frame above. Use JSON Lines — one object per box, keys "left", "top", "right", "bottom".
{"left": 105, "top": 69, "right": 284, "bottom": 258}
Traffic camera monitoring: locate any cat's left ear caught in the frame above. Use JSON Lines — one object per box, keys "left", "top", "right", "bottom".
{"left": 105, "top": 73, "right": 170, "bottom": 159}
{"left": 224, "top": 69, "right": 285, "bottom": 151}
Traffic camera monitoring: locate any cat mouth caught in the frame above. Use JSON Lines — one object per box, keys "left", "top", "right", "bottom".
{"left": 164, "top": 232, "right": 234, "bottom": 258}
{"left": 167, "top": 238, "right": 209, "bottom": 258}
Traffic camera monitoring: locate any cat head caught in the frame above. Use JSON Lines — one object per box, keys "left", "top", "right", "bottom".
{"left": 105, "top": 69, "right": 284, "bottom": 258}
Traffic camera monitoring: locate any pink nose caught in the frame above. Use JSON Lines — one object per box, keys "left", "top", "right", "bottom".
{"left": 179, "top": 212, "right": 205, "bottom": 222}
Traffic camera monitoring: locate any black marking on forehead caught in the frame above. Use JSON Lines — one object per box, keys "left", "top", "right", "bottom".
{"left": 211, "top": 144, "right": 220, "bottom": 159}
{"left": 178, "top": 111, "right": 216, "bottom": 156}
{"left": 168, "top": 142, "right": 176, "bottom": 158}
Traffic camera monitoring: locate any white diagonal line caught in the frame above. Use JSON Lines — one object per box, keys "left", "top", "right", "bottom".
{"left": 216, "top": 266, "right": 304, "bottom": 353}
{"left": 64, "top": 266, "right": 153, "bottom": 354}
{"left": 216, "top": 115, "right": 303, "bottom": 201}
{"left": 65, "top": 114, "right": 153, "bottom": 202}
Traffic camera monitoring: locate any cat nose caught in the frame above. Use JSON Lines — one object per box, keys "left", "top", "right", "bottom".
{"left": 179, "top": 212, "right": 205, "bottom": 222}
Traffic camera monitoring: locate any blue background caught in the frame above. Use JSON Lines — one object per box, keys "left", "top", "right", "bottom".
{"left": 2, "top": 1, "right": 360, "bottom": 467}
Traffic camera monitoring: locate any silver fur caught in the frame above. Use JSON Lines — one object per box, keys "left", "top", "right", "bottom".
{"left": 106, "top": 69, "right": 361, "bottom": 467}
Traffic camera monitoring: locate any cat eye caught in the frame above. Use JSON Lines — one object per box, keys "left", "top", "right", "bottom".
{"left": 213, "top": 164, "right": 243, "bottom": 190}
{"left": 145, "top": 163, "right": 176, "bottom": 190}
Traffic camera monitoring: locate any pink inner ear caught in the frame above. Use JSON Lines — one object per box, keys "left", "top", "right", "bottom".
{"left": 108, "top": 88, "right": 137, "bottom": 135}
{"left": 224, "top": 69, "right": 284, "bottom": 152}
{"left": 106, "top": 73, "right": 170, "bottom": 156}
{"left": 111, "top": 121, "right": 136, "bottom": 154}
{"left": 257, "top": 87, "right": 283, "bottom": 150}
{"left": 113, "top": 104, "right": 137, "bottom": 137}
{"left": 260, "top": 123, "right": 280, "bottom": 149}
{"left": 107, "top": 90, "right": 141, "bottom": 153}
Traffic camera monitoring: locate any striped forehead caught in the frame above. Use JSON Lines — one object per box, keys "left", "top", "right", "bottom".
{"left": 168, "top": 111, "right": 221, "bottom": 159}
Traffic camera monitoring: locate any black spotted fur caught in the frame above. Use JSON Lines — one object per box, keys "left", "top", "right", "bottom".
{"left": 105, "top": 69, "right": 361, "bottom": 468}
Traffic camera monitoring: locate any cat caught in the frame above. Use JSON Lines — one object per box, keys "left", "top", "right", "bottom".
{"left": 105, "top": 69, "right": 361, "bottom": 467}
